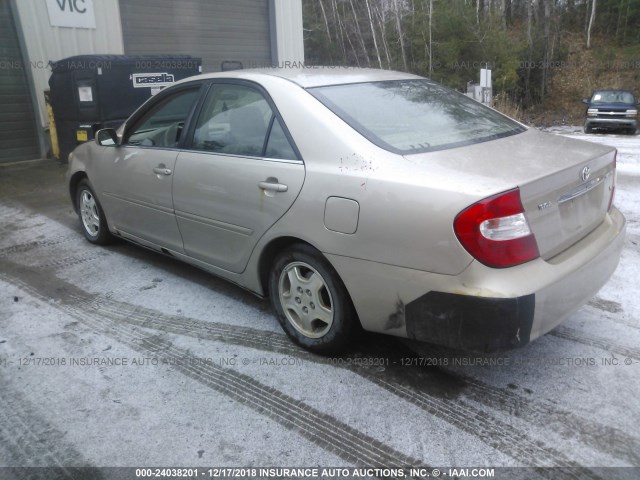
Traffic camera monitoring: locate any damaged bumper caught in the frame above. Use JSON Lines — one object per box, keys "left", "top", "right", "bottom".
{"left": 325, "top": 207, "right": 626, "bottom": 352}
{"left": 404, "top": 292, "right": 535, "bottom": 351}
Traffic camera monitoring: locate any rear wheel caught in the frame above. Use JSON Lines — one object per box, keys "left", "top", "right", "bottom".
{"left": 269, "top": 244, "right": 355, "bottom": 353}
{"left": 76, "top": 179, "right": 113, "bottom": 245}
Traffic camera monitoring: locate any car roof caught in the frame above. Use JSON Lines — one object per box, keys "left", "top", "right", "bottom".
{"left": 176, "top": 67, "right": 423, "bottom": 88}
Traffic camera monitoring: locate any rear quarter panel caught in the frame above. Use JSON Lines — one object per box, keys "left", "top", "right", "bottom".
{"left": 250, "top": 75, "right": 476, "bottom": 278}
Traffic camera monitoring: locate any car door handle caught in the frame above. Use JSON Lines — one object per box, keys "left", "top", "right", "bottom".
{"left": 258, "top": 180, "right": 288, "bottom": 192}
{"left": 153, "top": 167, "right": 172, "bottom": 176}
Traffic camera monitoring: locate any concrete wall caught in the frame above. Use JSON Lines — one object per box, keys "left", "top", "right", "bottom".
{"left": 270, "top": 0, "right": 304, "bottom": 65}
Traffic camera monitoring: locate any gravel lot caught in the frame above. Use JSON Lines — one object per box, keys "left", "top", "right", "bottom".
{"left": 0, "top": 129, "right": 639, "bottom": 480}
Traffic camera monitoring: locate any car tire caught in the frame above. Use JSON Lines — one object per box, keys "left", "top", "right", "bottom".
{"left": 269, "top": 244, "right": 356, "bottom": 353}
{"left": 584, "top": 125, "right": 593, "bottom": 134}
{"left": 76, "top": 179, "right": 113, "bottom": 245}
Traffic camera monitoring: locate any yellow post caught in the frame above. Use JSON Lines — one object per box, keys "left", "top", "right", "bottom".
{"left": 44, "top": 90, "right": 60, "bottom": 160}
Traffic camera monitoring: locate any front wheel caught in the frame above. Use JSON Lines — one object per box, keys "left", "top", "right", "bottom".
{"left": 269, "top": 244, "right": 356, "bottom": 353}
{"left": 76, "top": 179, "right": 113, "bottom": 245}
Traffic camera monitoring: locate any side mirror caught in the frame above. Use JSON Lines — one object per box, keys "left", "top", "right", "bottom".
{"left": 581, "top": 98, "right": 590, "bottom": 105}
{"left": 95, "top": 128, "right": 118, "bottom": 147}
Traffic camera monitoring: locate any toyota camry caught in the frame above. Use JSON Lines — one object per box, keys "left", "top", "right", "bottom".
{"left": 66, "top": 68, "right": 626, "bottom": 353}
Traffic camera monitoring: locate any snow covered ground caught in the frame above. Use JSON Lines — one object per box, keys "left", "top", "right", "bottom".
{"left": 0, "top": 129, "right": 639, "bottom": 478}
{"left": 544, "top": 126, "right": 640, "bottom": 174}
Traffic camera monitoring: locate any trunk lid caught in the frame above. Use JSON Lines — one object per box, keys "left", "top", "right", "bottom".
{"left": 405, "top": 128, "right": 616, "bottom": 260}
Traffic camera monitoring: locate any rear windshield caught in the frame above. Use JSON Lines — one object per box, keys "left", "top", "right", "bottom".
{"left": 309, "top": 79, "right": 525, "bottom": 154}
{"left": 591, "top": 91, "right": 635, "bottom": 105}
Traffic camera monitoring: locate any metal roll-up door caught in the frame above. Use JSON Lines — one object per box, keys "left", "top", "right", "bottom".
{"left": 118, "top": 0, "right": 272, "bottom": 72}
{"left": 0, "top": 0, "right": 40, "bottom": 163}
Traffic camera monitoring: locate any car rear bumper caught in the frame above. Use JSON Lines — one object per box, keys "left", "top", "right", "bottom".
{"left": 326, "top": 207, "right": 626, "bottom": 351}
{"left": 528, "top": 206, "right": 626, "bottom": 341}
{"left": 403, "top": 292, "right": 536, "bottom": 351}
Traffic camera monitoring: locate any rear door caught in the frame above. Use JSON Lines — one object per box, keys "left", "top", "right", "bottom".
{"left": 173, "top": 81, "right": 305, "bottom": 273}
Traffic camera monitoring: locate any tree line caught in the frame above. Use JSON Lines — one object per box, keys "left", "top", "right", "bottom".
{"left": 303, "top": 0, "right": 640, "bottom": 107}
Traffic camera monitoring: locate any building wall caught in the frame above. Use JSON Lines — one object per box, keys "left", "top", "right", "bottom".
{"left": 9, "top": 0, "right": 303, "bottom": 160}
{"left": 14, "top": 0, "right": 124, "bottom": 127}
{"left": 119, "top": 0, "right": 272, "bottom": 72}
{"left": 269, "top": 0, "right": 304, "bottom": 64}
{"left": 0, "top": 0, "right": 40, "bottom": 162}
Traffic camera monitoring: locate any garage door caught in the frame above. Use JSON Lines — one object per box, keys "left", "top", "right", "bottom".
{"left": 0, "top": 0, "right": 40, "bottom": 163}
{"left": 119, "top": 0, "right": 272, "bottom": 72}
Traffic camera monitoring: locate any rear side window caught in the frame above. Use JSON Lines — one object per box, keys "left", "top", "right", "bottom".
{"left": 310, "top": 80, "right": 525, "bottom": 154}
{"left": 265, "top": 117, "right": 297, "bottom": 160}
{"left": 192, "top": 83, "right": 298, "bottom": 160}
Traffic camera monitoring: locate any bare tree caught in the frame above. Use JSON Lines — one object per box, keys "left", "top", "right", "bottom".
{"left": 328, "top": 0, "right": 345, "bottom": 62}
{"left": 622, "top": 0, "right": 631, "bottom": 43}
{"left": 527, "top": 0, "right": 534, "bottom": 54}
{"left": 476, "top": 0, "right": 484, "bottom": 24}
{"left": 349, "top": 0, "right": 371, "bottom": 66}
{"left": 336, "top": 0, "right": 359, "bottom": 65}
{"left": 524, "top": 0, "right": 534, "bottom": 104}
{"left": 318, "top": 0, "right": 332, "bottom": 42}
{"left": 501, "top": 0, "right": 507, "bottom": 29}
{"left": 374, "top": 2, "right": 392, "bottom": 68}
{"left": 365, "top": 0, "right": 383, "bottom": 68}
{"left": 428, "top": 0, "right": 434, "bottom": 76}
{"left": 540, "top": 0, "right": 552, "bottom": 99}
{"left": 587, "top": 0, "right": 597, "bottom": 48}
{"left": 393, "top": 0, "right": 408, "bottom": 71}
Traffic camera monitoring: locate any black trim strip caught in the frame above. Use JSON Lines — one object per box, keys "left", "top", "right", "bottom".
{"left": 405, "top": 291, "right": 535, "bottom": 352}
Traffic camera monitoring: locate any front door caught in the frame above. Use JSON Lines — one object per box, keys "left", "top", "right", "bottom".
{"left": 96, "top": 86, "right": 201, "bottom": 252}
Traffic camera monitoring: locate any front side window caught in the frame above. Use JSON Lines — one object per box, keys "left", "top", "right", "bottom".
{"left": 310, "top": 80, "right": 525, "bottom": 154}
{"left": 192, "top": 83, "right": 297, "bottom": 160}
{"left": 125, "top": 88, "right": 200, "bottom": 148}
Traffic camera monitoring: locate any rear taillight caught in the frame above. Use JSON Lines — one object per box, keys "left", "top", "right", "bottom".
{"left": 608, "top": 151, "right": 617, "bottom": 212}
{"left": 454, "top": 188, "right": 539, "bottom": 268}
